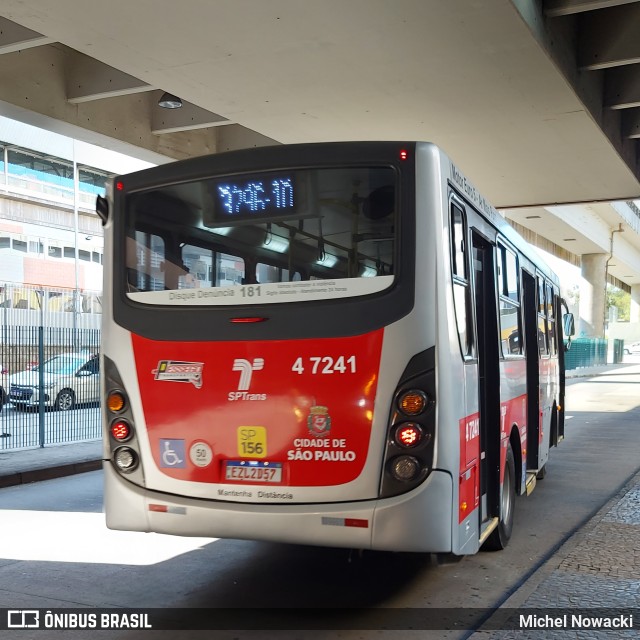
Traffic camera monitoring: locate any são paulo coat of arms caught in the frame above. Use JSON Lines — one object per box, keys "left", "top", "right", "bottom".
{"left": 307, "top": 405, "right": 332, "bottom": 437}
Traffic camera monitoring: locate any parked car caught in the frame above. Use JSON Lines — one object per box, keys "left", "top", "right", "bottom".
{"left": 9, "top": 352, "right": 99, "bottom": 411}
{"left": 623, "top": 341, "right": 640, "bottom": 355}
{"left": 0, "top": 362, "right": 8, "bottom": 409}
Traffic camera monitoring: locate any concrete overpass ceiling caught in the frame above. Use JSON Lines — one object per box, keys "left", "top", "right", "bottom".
{"left": 0, "top": 0, "right": 639, "bottom": 209}
{"left": 505, "top": 199, "right": 640, "bottom": 286}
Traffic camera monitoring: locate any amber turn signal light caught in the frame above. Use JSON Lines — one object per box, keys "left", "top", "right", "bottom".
{"left": 107, "top": 391, "right": 126, "bottom": 413}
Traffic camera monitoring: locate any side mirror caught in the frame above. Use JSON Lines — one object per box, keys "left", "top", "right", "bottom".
{"left": 96, "top": 195, "right": 109, "bottom": 225}
{"left": 563, "top": 313, "right": 575, "bottom": 351}
{"left": 563, "top": 313, "right": 575, "bottom": 337}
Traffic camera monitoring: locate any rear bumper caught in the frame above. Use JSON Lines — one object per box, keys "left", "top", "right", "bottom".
{"left": 104, "top": 463, "right": 453, "bottom": 553}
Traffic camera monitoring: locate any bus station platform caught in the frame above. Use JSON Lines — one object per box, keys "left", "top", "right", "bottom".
{"left": 0, "top": 361, "right": 638, "bottom": 634}
{"left": 0, "top": 438, "right": 102, "bottom": 489}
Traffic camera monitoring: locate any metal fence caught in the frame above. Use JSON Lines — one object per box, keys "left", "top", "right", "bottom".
{"left": 563, "top": 338, "right": 609, "bottom": 370}
{"left": 0, "top": 284, "right": 101, "bottom": 451}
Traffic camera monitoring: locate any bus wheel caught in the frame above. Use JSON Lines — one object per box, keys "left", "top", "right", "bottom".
{"left": 483, "top": 441, "right": 515, "bottom": 551}
{"left": 56, "top": 389, "right": 75, "bottom": 411}
{"left": 536, "top": 465, "right": 547, "bottom": 480}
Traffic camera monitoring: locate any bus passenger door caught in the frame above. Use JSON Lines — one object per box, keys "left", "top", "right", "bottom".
{"left": 522, "top": 270, "right": 541, "bottom": 475}
{"left": 471, "top": 231, "right": 501, "bottom": 534}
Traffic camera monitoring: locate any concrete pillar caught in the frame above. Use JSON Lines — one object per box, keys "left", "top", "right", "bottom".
{"left": 579, "top": 253, "right": 607, "bottom": 337}
{"left": 631, "top": 284, "right": 640, "bottom": 324}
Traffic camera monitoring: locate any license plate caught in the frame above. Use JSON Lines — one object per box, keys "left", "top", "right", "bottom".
{"left": 225, "top": 461, "right": 283, "bottom": 483}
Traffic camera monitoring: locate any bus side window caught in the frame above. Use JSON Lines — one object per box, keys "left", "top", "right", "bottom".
{"left": 450, "top": 201, "right": 474, "bottom": 358}
{"left": 498, "top": 243, "right": 522, "bottom": 356}
{"left": 537, "top": 275, "right": 549, "bottom": 356}
{"left": 546, "top": 282, "right": 557, "bottom": 356}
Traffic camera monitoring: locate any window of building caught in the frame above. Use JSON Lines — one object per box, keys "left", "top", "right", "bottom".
{"left": 7, "top": 148, "right": 74, "bottom": 190}
{"left": 78, "top": 167, "right": 109, "bottom": 195}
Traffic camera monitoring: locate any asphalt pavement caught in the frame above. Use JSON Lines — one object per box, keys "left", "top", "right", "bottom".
{"left": 0, "top": 362, "right": 638, "bottom": 635}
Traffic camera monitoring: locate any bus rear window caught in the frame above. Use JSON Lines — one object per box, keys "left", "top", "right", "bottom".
{"left": 124, "top": 166, "right": 397, "bottom": 305}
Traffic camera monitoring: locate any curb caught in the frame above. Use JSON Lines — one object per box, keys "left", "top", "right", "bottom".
{"left": 0, "top": 458, "right": 102, "bottom": 489}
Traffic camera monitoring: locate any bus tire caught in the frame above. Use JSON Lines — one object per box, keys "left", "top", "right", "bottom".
{"left": 56, "top": 389, "right": 75, "bottom": 411}
{"left": 536, "top": 465, "right": 547, "bottom": 480}
{"left": 483, "top": 441, "right": 515, "bottom": 551}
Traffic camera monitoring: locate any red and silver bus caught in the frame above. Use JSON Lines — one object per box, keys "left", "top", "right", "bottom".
{"left": 98, "top": 142, "right": 574, "bottom": 555}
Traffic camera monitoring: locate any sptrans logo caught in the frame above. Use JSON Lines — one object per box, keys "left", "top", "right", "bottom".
{"left": 229, "top": 358, "right": 266, "bottom": 401}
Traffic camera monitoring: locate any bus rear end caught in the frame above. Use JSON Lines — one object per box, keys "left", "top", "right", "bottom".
{"left": 102, "top": 142, "right": 451, "bottom": 552}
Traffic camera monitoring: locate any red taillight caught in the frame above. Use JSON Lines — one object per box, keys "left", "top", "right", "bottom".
{"left": 230, "top": 317, "right": 267, "bottom": 323}
{"left": 399, "top": 149, "right": 409, "bottom": 161}
{"left": 116, "top": 181, "right": 124, "bottom": 191}
{"left": 111, "top": 420, "right": 131, "bottom": 441}
{"left": 395, "top": 423, "right": 423, "bottom": 448}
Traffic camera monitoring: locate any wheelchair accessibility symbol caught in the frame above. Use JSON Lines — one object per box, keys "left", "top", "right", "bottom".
{"left": 160, "top": 439, "right": 186, "bottom": 468}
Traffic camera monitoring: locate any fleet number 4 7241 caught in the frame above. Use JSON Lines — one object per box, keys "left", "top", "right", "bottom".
{"left": 291, "top": 355, "right": 357, "bottom": 375}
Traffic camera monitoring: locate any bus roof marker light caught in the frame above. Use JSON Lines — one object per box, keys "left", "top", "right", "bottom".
{"left": 399, "top": 149, "right": 409, "bottom": 161}
{"left": 116, "top": 181, "right": 124, "bottom": 191}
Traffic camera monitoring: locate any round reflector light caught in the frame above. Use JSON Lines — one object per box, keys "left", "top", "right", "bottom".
{"left": 114, "top": 447, "right": 137, "bottom": 473}
{"left": 111, "top": 420, "right": 131, "bottom": 441}
{"left": 390, "top": 455, "right": 420, "bottom": 482}
{"left": 398, "top": 390, "right": 428, "bottom": 416}
{"left": 395, "top": 423, "right": 423, "bottom": 448}
{"left": 107, "top": 391, "right": 126, "bottom": 413}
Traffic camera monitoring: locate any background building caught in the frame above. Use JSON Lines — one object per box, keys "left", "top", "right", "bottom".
{"left": 0, "top": 116, "right": 152, "bottom": 319}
